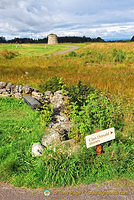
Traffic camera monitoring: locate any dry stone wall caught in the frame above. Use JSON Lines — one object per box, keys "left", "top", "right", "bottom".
{"left": 0, "top": 81, "right": 79, "bottom": 156}
{"left": 0, "top": 81, "right": 43, "bottom": 101}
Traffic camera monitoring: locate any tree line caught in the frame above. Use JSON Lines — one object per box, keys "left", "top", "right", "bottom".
{"left": 0, "top": 36, "right": 104, "bottom": 43}
{"left": 0, "top": 35, "right": 134, "bottom": 43}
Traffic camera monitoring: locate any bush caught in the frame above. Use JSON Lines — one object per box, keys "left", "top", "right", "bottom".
{"left": 68, "top": 51, "right": 77, "bottom": 57}
{"left": 39, "top": 76, "right": 67, "bottom": 94}
{"left": 70, "top": 91, "right": 124, "bottom": 140}
{"left": 68, "top": 81, "right": 95, "bottom": 109}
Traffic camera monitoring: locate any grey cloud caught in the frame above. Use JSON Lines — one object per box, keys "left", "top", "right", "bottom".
{"left": 0, "top": 0, "right": 134, "bottom": 39}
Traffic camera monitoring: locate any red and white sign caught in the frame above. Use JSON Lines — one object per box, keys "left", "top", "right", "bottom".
{"left": 86, "top": 127, "right": 115, "bottom": 148}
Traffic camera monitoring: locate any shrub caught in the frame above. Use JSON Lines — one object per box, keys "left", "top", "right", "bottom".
{"left": 68, "top": 51, "right": 77, "bottom": 57}
{"left": 68, "top": 81, "right": 95, "bottom": 109}
{"left": 39, "top": 76, "right": 67, "bottom": 94}
{"left": 70, "top": 91, "right": 124, "bottom": 141}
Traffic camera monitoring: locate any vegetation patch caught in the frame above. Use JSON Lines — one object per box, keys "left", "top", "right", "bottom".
{"left": 0, "top": 80, "right": 133, "bottom": 188}
{"left": 0, "top": 42, "right": 133, "bottom": 188}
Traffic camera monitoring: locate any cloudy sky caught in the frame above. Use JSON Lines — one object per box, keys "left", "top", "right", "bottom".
{"left": 0, "top": 0, "right": 134, "bottom": 40}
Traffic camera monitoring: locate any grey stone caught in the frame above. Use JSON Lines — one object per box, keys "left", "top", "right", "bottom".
{"left": 50, "top": 90, "right": 65, "bottom": 108}
{"left": 48, "top": 122, "right": 55, "bottom": 128}
{"left": 0, "top": 82, "right": 7, "bottom": 89}
{"left": 52, "top": 121, "right": 72, "bottom": 130}
{"left": 23, "top": 85, "right": 33, "bottom": 94}
{"left": 14, "top": 93, "right": 22, "bottom": 99}
{"left": 42, "top": 130, "right": 61, "bottom": 146}
{"left": 53, "top": 113, "right": 69, "bottom": 122}
{"left": 0, "top": 89, "right": 6, "bottom": 94}
{"left": 23, "top": 95, "right": 42, "bottom": 109}
{"left": 62, "top": 139, "right": 75, "bottom": 147}
{"left": 44, "top": 91, "right": 52, "bottom": 96}
{"left": 32, "top": 143, "right": 44, "bottom": 156}
{"left": 44, "top": 91, "right": 53, "bottom": 101}
{"left": 6, "top": 83, "right": 15, "bottom": 90}
{"left": 33, "top": 88, "right": 39, "bottom": 92}
{"left": 18, "top": 85, "right": 23, "bottom": 93}
{"left": 0, "top": 93, "right": 12, "bottom": 97}
{"left": 14, "top": 85, "right": 19, "bottom": 93}
{"left": 32, "top": 91, "right": 43, "bottom": 101}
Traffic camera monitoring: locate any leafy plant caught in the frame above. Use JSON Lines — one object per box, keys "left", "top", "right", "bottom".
{"left": 68, "top": 51, "right": 77, "bottom": 57}
{"left": 39, "top": 76, "right": 67, "bottom": 94}
{"left": 70, "top": 91, "right": 124, "bottom": 140}
{"left": 68, "top": 81, "right": 95, "bottom": 109}
{"left": 38, "top": 103, "right": 53, "bottom": 127}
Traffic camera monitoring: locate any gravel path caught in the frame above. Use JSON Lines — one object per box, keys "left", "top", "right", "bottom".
{"left": 0, "top": 179, "right": 133, "bottom": 200}
{"left": 53, "top": 45, "right": 80, "bottom": 55}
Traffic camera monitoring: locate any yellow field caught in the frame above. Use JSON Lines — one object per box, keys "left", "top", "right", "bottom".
{"left": 0, "top": 42, "right": 133, "bottom": 101}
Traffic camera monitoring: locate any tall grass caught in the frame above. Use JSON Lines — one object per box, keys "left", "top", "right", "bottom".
{"left": 0, "top": 43, "right": 133, "bottom": 100}
{"left": 0, "top": 42, "right": 133, "bottom": 137}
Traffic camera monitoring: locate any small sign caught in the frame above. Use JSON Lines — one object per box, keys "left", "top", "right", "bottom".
{"left": 86, "top": 127, "right": 115, "bottom": 148}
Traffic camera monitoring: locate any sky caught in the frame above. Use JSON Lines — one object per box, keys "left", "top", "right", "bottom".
{"left": 0, "top": 0, "right": 134, "bottom": 40}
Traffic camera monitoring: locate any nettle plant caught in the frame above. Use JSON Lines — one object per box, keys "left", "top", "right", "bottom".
{"left": 70, "top": 91, "right": 124, "bottom": 141}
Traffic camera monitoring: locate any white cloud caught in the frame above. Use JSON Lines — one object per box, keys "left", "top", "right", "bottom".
{"left": 0, "top": 0, "right": 134, "bottom": 40}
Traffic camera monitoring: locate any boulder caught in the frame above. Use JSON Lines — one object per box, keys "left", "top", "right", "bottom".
{"left": 6, "top": 83, "right": 15, "bottom": 91}
{"left": 0, "top": 92, "right": 12, "bottom": 97}
{"left": 14, "top": 93, "right": 22, "bottom": 99}
{"left": 0, "top": 89, "right": 6, "bottom": 94}
{"left": 18, "top": 85, "right": 23, "bottom": 93}
{"left": 14, "top": 85, "right": 19, "bottom": 93}
{"left": 0, "top": 82, "right": 7, "bottom": 89}
{"left": 50, "top": 90, "right": 65, "bottom": 108}
{"left": 23, "top": 85, "right": 33, "bottom": 94}
{"left": 32, "top": 143, "right": 44, "bottom": 156}
{"left": 42, "top": 130, "right": 61, "bottom": 146}
{"left": 32, "top": 91, "right": 43, "bottom": 101}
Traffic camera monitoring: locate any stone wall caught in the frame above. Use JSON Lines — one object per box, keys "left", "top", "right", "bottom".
{"left": 0, "top": 82, "right": 43, "bottom": 101}
{"left": 0, "top": 81, "right": 79, "bottom": 156}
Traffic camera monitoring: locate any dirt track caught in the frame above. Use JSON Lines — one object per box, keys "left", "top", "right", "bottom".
{"left": 0, "top": 179, "right": 134, "bottom": 200}
{"left": 53, "top": 45, "right": 80, "bottom": 55}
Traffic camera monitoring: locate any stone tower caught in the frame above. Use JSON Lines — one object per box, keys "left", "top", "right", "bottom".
{"left": 48, "top": 34, "right": 58, "bottom": 44}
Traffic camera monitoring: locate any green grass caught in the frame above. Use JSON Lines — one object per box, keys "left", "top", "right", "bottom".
{"left": 0, "top": 43, "right": 73, "bottom": 57}
{"left": 0, "top": 97, "right": 133, "bottom": 188}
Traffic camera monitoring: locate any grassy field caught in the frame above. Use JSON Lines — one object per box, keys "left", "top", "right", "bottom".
{"left": 0, "top": 42, "right": 133, "bottom": 100}
{"left": 0, "top": 42, "right": 134, "bottom": 188}
{"left": 0, "top": 43, "right": 73, "bottom": 57}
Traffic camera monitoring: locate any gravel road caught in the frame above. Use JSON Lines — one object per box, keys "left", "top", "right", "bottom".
{"left": 53, "top": 45, "right": 80, "bottom": 55}
{"left": 0, "top": 179, "right": 133, "bottom": 200}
